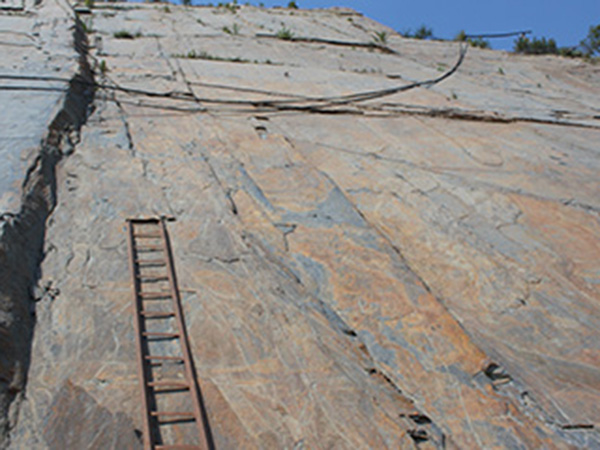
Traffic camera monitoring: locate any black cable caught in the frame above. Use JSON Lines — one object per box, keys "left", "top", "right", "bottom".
{"left": 0, "top": 85, "right": 66, "bottom": 92}
{"left": 307, "top": 43, "right": 468, "bottom": 107}
{"left": 0, "top": 74, "right": 70, "bottom": 82}
{"left": 464, "top": 30, "right": 532, "bottom": 39}
{"left": 106, "top": 42, "right": 469, "bottom": 111}
{"left": 0, "top": 42, "right": 468, "bottom": 112}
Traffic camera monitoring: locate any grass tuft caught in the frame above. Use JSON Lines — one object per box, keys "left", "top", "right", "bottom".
{"left": 276, "top": 26, "right": 294, "bottom": 40}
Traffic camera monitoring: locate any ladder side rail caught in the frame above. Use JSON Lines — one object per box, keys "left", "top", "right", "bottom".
{"left": 126, "top": 220, "right": 155, "bottom": 450}
{"left": 159, "top": 219, "right": 211, "bottom": 450}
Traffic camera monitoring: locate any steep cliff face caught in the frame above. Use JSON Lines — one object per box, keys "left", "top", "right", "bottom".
{"left": 1, "top": 1, "right": 599, "bottom": 449}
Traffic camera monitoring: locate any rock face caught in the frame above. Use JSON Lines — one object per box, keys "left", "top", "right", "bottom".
{"left": 0, "top": 0, "right": 93, "bottom": 445}
{"left": 1, "top": 1, "right": 599, "bottom": 448}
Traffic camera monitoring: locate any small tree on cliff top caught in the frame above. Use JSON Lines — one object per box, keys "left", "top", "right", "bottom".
{"left": 580, "top": 24, "right": 600, "bottom": 57}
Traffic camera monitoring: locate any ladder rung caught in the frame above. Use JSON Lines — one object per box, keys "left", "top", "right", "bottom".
{"left": 140, "top": 311, "right": 175, "bottom": 318}
{"left": 156, "top": 414, "right": 196, "bottom": 424}
{"left": 129, "top": 218, "right": 161, "bottom": 224}
{"left": 136, "top": 245, "right": 163, "bottom": 251}
{"left": 148, "top": 380, "right": 188, "bottom": 388}
{"left": 151, "top": 411, "right": 195, "bottom": 418}
{"left": 138, "top": 275, "right": 169, "bottom": 282}
{"left": 156, "top": 445, "right": 203, "bottom": 450}
{"left": 143, "top": 332, "right": 180, "bottom": 338}
{"left": 136, "top": 259, "right": 166, "bottom": 265}
{"left": 155, "top": 414, "right": 196, "bottom": 425}
{"left": 134, "top": 233, "right": 162, "bottom": 238}
{"left": 145, "top": 355, "right": 184, "bottom": 361}
{"left": 140, "top": 291, "right": 172, "bottom": 299}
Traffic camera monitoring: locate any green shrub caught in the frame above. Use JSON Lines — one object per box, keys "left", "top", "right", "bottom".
{"left": 173, "top": 50, "right": 249, "bottom": 63}
{"left": 372, "top": 30, "right": 388, "bottom": 45}
{"left": 223, "top": 23, "right": 240, "bottom": 35}
{"left": 559, "top": 47, "right": 585, "bottom": 58}
{"left": 276, "top": 26, "right": 294, "bottom": 40}
{"left": 218, "top": 1, "right": 239, "bottom": 13}
{"left": 288, "top": 1, "right": 298, "bottom": 8}
{"left": 468, "top": 37, "right": 490, "bottom": 49}
{"left": 580, "top": 24, "right": 600, "bottom": 57}
{"left": 514, "top": 36, "right": 558, "bottom": 55}
{"left": 81, "top": 19, "right": 92, "bottom": 34}
{"left": 414, "top": 25, "right": 433, "bottom": 40}
{"left": 403, "top": 25, "right": 433, "bottom": 40}
{"left": 513, "top": 25, "right": 598, "bottom": 59}
{"left": 454, "top": 30, "right": 490, "bottom": 48}
{"left": 454, "top": 30, "right": 467, "bottom": 42}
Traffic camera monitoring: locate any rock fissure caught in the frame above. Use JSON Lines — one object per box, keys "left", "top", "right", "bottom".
{"left": 236, "top": 199, "right": 450, "bottom": 447}
{"left": 112, "top": 95, "right": 136, "bottom": 156}
{"left": 0, "top": 13, "right": 94, "bottom": 447}
{"left": 197, "top": 149, "right": 239, "bottom": 216}
{"left": 363, "top": 103, "right": 600, "bottom": 129}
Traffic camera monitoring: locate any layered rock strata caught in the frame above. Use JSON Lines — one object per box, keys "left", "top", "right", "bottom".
{"left": 1, "top": 1, "right": 599, "bottom": 448}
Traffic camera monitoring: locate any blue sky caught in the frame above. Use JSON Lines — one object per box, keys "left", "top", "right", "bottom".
{"left": 198, "top": 0, "right": 600, "bottom": 50}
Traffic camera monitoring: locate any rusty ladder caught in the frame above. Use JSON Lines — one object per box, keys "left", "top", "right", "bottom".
{"left": 126, "top": 217, "right": 211, "bottom": 450}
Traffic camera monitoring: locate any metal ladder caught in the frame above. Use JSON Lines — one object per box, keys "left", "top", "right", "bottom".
{"left": 126, "top": 217, "right": 211, "bottom": 450}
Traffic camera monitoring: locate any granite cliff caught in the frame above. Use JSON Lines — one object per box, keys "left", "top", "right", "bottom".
{"left": 1, "top": 0, "right": 599, "bottom": 448}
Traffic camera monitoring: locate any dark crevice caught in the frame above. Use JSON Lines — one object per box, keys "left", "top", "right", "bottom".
{"left": 483, "top": 362, "right": 512, "bottom": 383}
{"left": 561, "top": 424, "right": 595, "bottom": 431}
{"left": 409, "top": 413, "right": 433, "bottom": 425}
{"left": 408, "top": 428, "right": 430, "bottom": 443}
{"left": 254, "top": 33, "right": 398, "bottom": 54}
{"left": 365, "top": 367, "right": 403, "bottom": 396}
{"left": 113, "top": 95, "right": 136, "bottom": 156}
{"left": 242, "top": 232, "right": 303, "bottom": 285}
{"left": 197, "top": 151, "right": 239, "bottom": 216}
{"left": 0, "top": 15, "right": 94, "bottom": 447}
{"left": 254, "top": 125, "right": 268, "bottom": 139}
{"left": 274, "top": 223, "right": 296, "bottom": 252}
{"left": 226, "top": 189, "right": 238, "bottom": 215}
{"left": 365, "top": 103, "right": 600, "bottom": 130}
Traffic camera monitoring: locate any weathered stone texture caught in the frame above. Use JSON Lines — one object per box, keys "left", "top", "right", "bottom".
{"left": 1, "top": 1, "right": 599, "bottom": 449}
{"left": 0, "top": 0, "right": 93, "bottom": 446}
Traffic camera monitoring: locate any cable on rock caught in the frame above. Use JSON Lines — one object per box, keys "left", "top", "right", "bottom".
{"left": 0, "top": 42, "right": 469, "bottom": 113}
